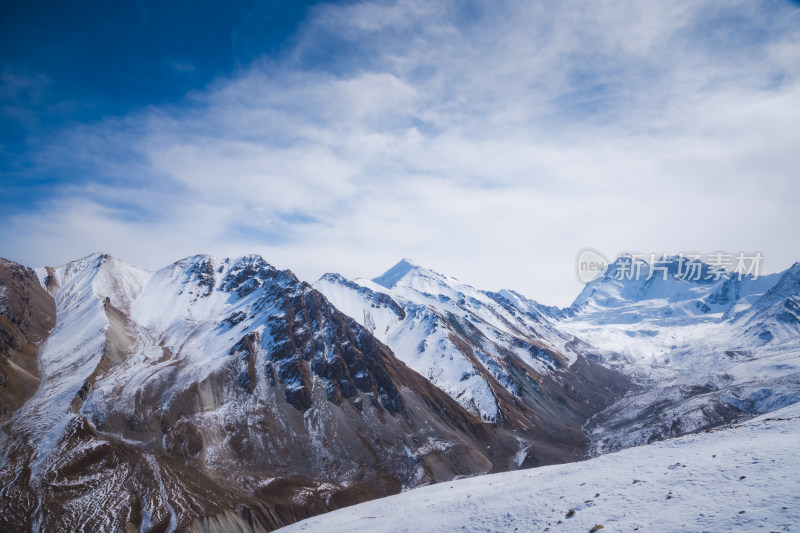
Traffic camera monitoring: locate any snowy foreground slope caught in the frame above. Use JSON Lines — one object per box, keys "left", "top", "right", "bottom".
{"left": 279, "top": 402, "right": 800, "bottom": 533}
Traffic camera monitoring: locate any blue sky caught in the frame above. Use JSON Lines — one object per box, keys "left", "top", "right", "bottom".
{"left": 2, "top": 0, "right": 800, "bottom": 305}
{"left": 1, "top": 0, "right": 323, "bottom": 212}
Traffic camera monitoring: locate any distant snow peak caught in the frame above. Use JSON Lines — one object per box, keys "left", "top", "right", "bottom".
{"left": 372, "top": 258, "right": 423, "bottom": 289}
{"left": 595, "top": 252, "right": 768, "bottom": 289}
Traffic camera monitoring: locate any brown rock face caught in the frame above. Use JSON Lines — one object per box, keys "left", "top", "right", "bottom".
{"left": 0, "top": 258, "right": 56, "bottom": 424}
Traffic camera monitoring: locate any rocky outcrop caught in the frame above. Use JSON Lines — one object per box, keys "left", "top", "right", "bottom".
{"left": 0, "top": 258, "right": 56, "bottom": 423}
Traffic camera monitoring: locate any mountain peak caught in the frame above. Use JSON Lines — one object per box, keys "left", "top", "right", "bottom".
{"left": 372, "top": 258, "right": 423, "bottom": 289}
{"left": 754, "top": 261, "right": 800, "bottom": 305}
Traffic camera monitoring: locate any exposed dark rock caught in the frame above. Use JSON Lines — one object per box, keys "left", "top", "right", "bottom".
{"left": 0, "top": 258, "right": 56, "bottom": 424}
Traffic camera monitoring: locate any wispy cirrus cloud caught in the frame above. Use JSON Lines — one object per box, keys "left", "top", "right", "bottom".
{"left": 2, "top": 0, "right": 799, "bottom": 305}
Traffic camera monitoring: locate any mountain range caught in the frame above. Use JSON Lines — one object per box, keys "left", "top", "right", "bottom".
{"left": 0, "top": 252, "right": 798, "bottom": 532}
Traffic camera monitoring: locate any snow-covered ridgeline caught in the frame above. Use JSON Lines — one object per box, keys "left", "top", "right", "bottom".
{"left": 315, "top": 259, "right": 579, "bottom": 422}
{"left": 16, "top": 255, "right": 151, "bottom": 436}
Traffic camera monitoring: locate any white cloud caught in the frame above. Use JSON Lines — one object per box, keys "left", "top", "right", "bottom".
{"left": 3, "top": 0, "right": 800, "bottom": 306}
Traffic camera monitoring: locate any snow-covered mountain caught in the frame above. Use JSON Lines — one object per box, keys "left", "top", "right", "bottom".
{"left": 1, "top": 252, "right": 798, "bottom": 532}
{"left": 569, "top": 254, "right": 781, "bottom": 326}
{"left": 0, "top": 253, "right": 581, "bottom": 532}
{"left": 316, "top": 255, "right": 800, "bottom": 460}
{"left": 730, "top": 262, "right": 800, "bottom": 344}
{"left": 278, "top": 402, "right": 800, "bottom": 533}
{"left": 315, "top": 259, "right": 631, "bottom": 463}
{"left": 559, "top": 256, "right": 800, "bottom": 454}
